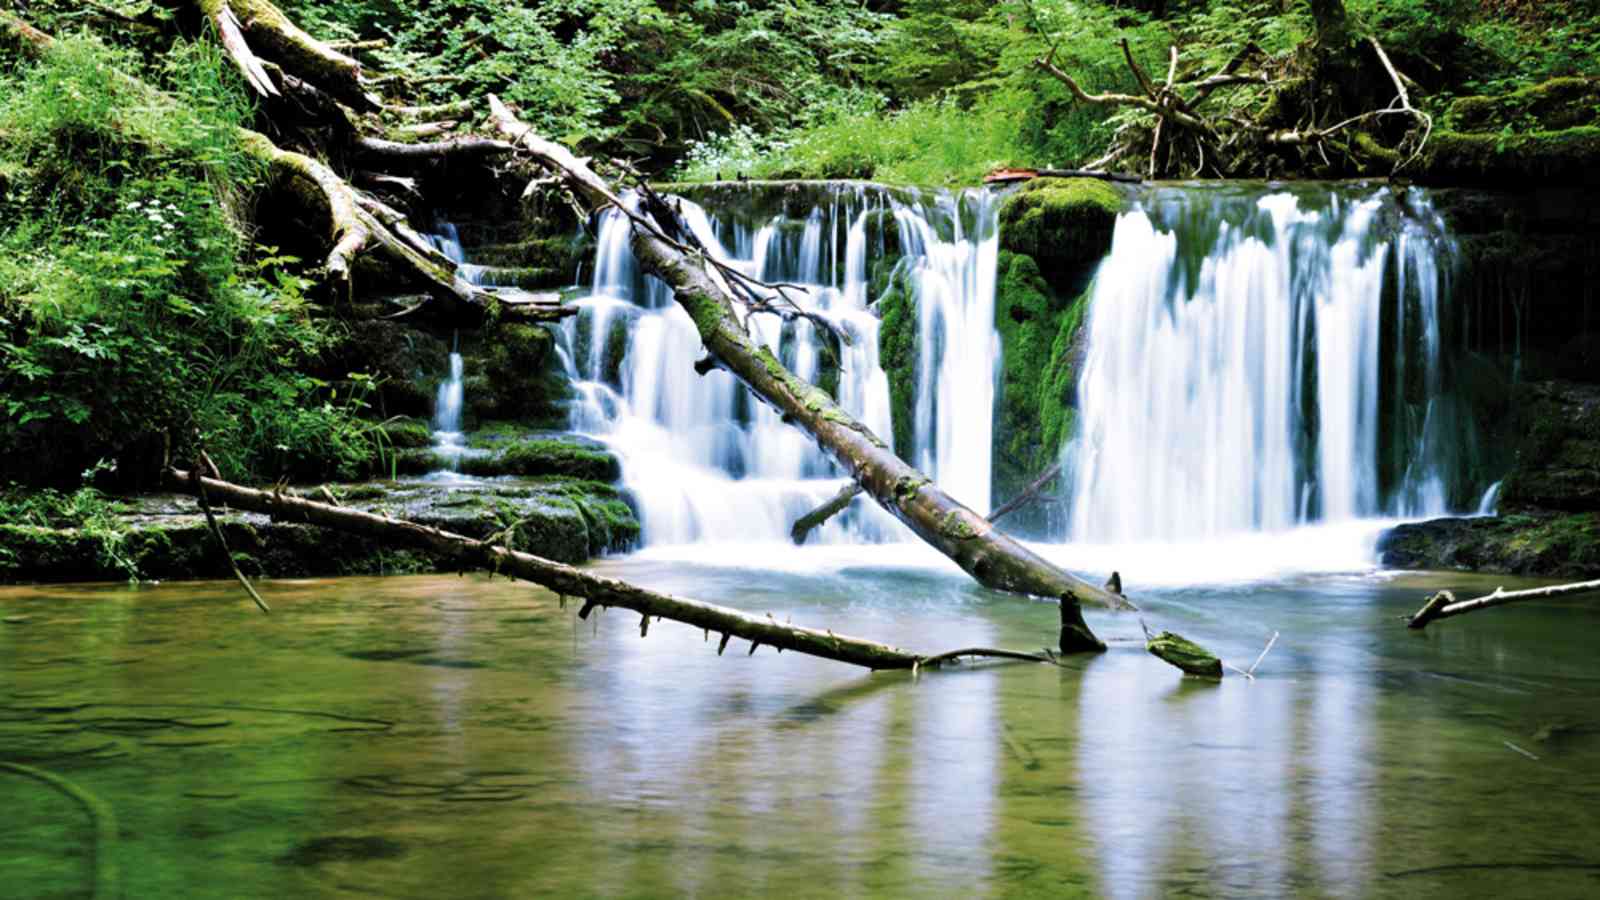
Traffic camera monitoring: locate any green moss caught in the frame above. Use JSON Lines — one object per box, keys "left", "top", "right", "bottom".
{"left": 472, "top": 323, "right": 571, "bottom": 428}
{"left": 1146, "top": 631, "right": 1223, "bottom": 679}
{"left": 876, "top": 261, "right": 919, "bottom": 461}
{"left": 379, "top": 417, "right": 434, "bottom": 450}
{"left": 997, "top": 177, "right": 1122, "bottom": 280}
{"left": 1421, "top": 127, "right": 1600, "bottom": 185}
{"left": 459, "top": 439, "right": 621, "bottom": 481}
{"left": 473, "top": 235, "right": 592, "bottom": 273}
{"left": 1447, "top": 78, "right": 1600, "bottom": 132}
{"left": 939, "top": 509, "right": 979, "bottom": 540}
{"left": 991, "top": 250, "right": 1091, "bottom": 530}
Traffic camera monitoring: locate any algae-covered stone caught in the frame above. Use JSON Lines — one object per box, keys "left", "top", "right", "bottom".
{"left": 997, "top": 177, "right": 1122, "bottom": 285}
{"left": 991, "top": 251, "right": 1091, "bottom": 532}
{"left": 1146, "top": 631, "right": 1223, "bottom": 679}
{"left": 875, "top": 260, "right": 919, "bottom": 461}
{"left": 379, "top": 417, "right": 434, "bottom": 450}
{"left": 465, "top": 322, "right": 572, "bottom": 428}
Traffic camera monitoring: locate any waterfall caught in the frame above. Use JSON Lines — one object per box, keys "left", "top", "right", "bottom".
{"left": 427, "top": 224, "right": 472, "bottom": 470}
{"left": 561, "top": 184, "right": 1001, "bottom": 546}
{"left": 1066, "top": 184, "right": 1471, "bottom": 544}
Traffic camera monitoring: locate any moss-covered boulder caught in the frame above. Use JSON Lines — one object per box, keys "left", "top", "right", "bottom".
{"left": 1379, "top": 512, "right": 1600, "bottom": 579}
{"left": 324, "top": 321, "right": 450, "bottom": 419}
{"left": 459, "top": 435, "right": 622, "bottom": 482}
{"left": 463, "top": 322, "right": 572, "bottom": 428}
{"left": 875, "top": 260, "right": 919, "bottom": 460}
{"left": 997, "top": 177, "right": 1122, "bottom": 289}
{"left": 378, "top": 417, "right": 434, "bottom": 450}
{"left": 991, "top": 251, "right": 1091, "bottom": 534}
{"left": 472, "top": 234, "right": 592, "bottom": 280}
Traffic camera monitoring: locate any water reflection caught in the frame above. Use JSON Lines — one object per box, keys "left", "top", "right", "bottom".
{"left": 2, "top": 565, "right": 1599, "bottom": 898}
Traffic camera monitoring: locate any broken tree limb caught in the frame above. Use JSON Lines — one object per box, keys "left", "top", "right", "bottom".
{"left": 163, "top": 468, "right": 1061, "bottom": 671}
{"left": 1407, "top": 579, "right": 1600, "bottom": 629}
{"left": 486, "top": 97, "right": 1132, "bottom": 653}
{"left": 791, "top": 482, "right": 863, "bottom": 544}
{"left": 987, "top": 460, "right": 1062, "bottom": 525}
{"left": 195, "top": 0, "right": 381, "bottom": 112}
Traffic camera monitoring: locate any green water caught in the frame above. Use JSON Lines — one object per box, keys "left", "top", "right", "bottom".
{"left": 3, "top": 559, "right": 1599, "bottom": 898}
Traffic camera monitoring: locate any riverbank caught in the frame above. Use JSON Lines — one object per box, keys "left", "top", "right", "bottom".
{"left": 0, "top": 477, "right": 639, "bottom": 585}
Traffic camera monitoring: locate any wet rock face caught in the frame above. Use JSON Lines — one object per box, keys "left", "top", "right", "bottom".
{"left": 1381, "top": 381, "right": 1600, "bottom": 578}
{"left": 987, "top": 178, "right": 1121, "bottom": 536}
{"left": 1379, "top": 512, "right": 1600, "bottom": 579}
{"left": 1501, "top": 382, "right": 1600, "bottom": 514}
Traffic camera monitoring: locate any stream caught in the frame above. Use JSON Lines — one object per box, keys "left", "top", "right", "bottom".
{"left": 4, "top": 552, "right": 1599, "bottom": 898}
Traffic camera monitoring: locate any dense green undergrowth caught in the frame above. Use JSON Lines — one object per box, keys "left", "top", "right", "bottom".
{"left": 675, "top": 0, "right": 1600, "bottom": 185}
{"left": 0, "top": 36, "right": 379, "bottom": 488}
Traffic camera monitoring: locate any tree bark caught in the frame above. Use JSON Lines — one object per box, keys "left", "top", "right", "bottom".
{"left": 163, "top": 468, "right": 1058, "bottom": 671}
{"left": 486, "top": 98, "right": 1131, "bottom": 651}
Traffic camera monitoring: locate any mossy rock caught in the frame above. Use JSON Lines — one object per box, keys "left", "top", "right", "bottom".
{"left": 464, "top": 323, "right": 572, "bottom": 428}
{"left": 997, "top": 177, "right": 1122, "bottom": 289}
{"left": 379, "top": 417, "right": 434, "bottom": 450}
{"left": 473, "top": 235, "right": 592, "bottom": 274}
{"left": 990, "top": 251, "right": 1090, "bottom": 535}
{"left": 1146, "top": 631, "right": 1223, "bottom": 679}
{"left": 1380, "top": 512, "right": 1600, "bottom": 579}
{"left": 1501, "top": 381, "right": 1600, "bottom": 513}
{"left": 875, "top": 260, "right": 920, "bottom": 461}
{"left": 1447, "top": 78, "right": 1600, "bottom": 132}
{"left": 457, "top": 432, "right": 621, "bottom": 482}
{"left": 323, "top": 320, "right": 450, "bottom": 419}
{"left": 1419, "top": 127, "right": 1600, "bottom": 186}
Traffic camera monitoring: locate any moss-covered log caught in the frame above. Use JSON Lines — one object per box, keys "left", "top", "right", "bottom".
{"left": 488, "top": 96, "right": 1132, "bottom": 653}
{"left": 1146, "top": 630, "right": 1223, "bottom": 678}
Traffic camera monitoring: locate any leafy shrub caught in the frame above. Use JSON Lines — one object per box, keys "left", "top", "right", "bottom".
{"left": 0, "top": 36, "right": 375, "bottom": 487}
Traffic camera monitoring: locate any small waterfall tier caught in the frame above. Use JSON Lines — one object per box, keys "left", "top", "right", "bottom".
{"left": 560, "top": 183, "right": 1002, "bottom": 546}
{"left": 1067, "top": 183, "right": 1481, "bottom": 544}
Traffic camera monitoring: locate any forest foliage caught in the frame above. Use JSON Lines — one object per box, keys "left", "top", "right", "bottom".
{"left": 0, "top": 0, "right": 1595, "bottom": 495}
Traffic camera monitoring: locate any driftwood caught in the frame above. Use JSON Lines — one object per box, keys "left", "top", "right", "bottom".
{"left": 1407, "top": 579, "right": 1600, "bottom": 629}
{"left": 987, "top": 461, "right": 1063, "bottom": 526}
{"left": 163, "top": 468, "right": 1060, "bottom": 671}
{"left": 488, "top": 96, "right": 1133, "bottom": 653}
{"left": 790, "top": 482, "right": 863, "bottom": 545}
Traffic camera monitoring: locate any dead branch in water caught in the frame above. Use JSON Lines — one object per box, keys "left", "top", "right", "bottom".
{"left": 1407, "top": 579, "right": 1600, "bottom": 629}
{"left": 164, "top": 468, "right": 1065, "bottom": 671}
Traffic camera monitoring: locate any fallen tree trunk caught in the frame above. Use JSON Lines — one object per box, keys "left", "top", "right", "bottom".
{"left": 164, "top": 468, "right": 1057, "bottom": 671}
{"left": 1407, "top": 579, "right": 1600, "bottom": 629}
{"left": 488, "top": 97, "right": 1132, "bottom": 652}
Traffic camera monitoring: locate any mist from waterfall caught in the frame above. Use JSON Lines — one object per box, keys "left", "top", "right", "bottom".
{"left": 1065, "top": 184, "right": 1474, "bottom": 544}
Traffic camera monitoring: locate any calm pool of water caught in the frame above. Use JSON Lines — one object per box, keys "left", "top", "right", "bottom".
{"left": 3, "top": 546, "right": 1598, "bottom": 898}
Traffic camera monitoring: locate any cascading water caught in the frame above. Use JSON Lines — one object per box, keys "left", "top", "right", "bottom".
{"left": 427, "top": 225, "right": 472, "bottom": 470}
{"left": 559, "top": 185, "right": 1002, "bottom": 546}
{"left": 1065, "top": 184, "right": 1476, "bottom": 544}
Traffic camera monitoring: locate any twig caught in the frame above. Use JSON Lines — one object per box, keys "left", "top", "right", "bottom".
{"left": 1247, "top": 631, "right": 1280, "bottom": 677}
{"left": 191, "top": 453, "right": 269, "bottom": 615}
